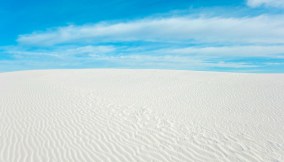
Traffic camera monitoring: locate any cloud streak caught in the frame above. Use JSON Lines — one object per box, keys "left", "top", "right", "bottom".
{"left": 247, "top": 0, "right": 284, "bottom": 8}
{"left": 4, "top": 10, "right": 284, "bottom": 73}
{"left": 18, "top": 15, "right": 284, "bottom": 46}
{"left": 3, "top": 44, "right": 283, "bottom": 71}
{"left": 160, "top": 45, "right": 284, "bottom": 57}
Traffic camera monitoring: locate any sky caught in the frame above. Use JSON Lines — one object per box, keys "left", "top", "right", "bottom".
{"left": 0, "top": 0, "right": 284, "bottom": 72}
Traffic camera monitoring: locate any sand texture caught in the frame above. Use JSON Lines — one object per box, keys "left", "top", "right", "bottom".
{"left": 0, "top": 69, "right": 283, "bottom": 162}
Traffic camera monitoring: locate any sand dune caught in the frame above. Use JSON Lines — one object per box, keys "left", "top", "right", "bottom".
{"left": 0, "top": 69, "right": 283, "bottom": 162}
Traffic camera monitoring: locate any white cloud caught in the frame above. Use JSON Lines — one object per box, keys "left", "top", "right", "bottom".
{"left": 4, "top": 44, "right": 282, "bottom": 72}
{"left": 160, "top": 45, "right": 284, "bottom": 57}
{"left": 88, "top": 53, "right": 258, "bottom": 69}
{"left": 6, "top": 44, "right": 284, "bottom": 61}
{"left": 247, "top": 0, "right": 284, "bottom": 8}
{"left": 17, "top": 15, "right": 284, "bottom": 46}
{"left": 6, "top": 45, "right": 115, "bottom": 58}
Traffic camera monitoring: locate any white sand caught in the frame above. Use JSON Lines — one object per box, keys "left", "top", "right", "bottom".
{"left": 0, "top": 69, "right": 283, "bottom": 162}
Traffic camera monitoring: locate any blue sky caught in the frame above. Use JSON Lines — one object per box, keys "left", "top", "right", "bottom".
{"left": 1, "top": 0, "right": 284, "bottom": 72}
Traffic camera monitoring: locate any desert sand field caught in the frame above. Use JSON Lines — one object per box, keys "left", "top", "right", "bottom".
{"left": 0, "top": 69, "right": 283, "bottom": 162}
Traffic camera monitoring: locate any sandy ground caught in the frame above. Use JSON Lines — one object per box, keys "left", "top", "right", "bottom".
{"left": 0, "top": 69, "right": 283, "bottom": 162}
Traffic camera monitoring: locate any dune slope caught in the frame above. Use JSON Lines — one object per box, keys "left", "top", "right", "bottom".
{"left": 0, "top": 69, "right": 283, "bottom": 162}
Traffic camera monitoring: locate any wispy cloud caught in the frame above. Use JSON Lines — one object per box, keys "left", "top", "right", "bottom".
{"left": 1, "top": 9, "right": 282, "bottom": 73}
{"left": 160, "top": 45, "right": 284, "bottom": 57}
{"left": 3, "top": 44, "right": 282, "bottom": 72}
{"left": 247, "top": 0, "right": 284, "bottom": 8}
{"left": 18, "top": 15, "right": 284, "bottom": 46}
{"left": 6, "top": 45, "right": 115, "bottom": 58}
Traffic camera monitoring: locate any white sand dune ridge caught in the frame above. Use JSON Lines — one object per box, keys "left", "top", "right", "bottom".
{"left": 0, "top": 69, "right": 283, "bottom": 162}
